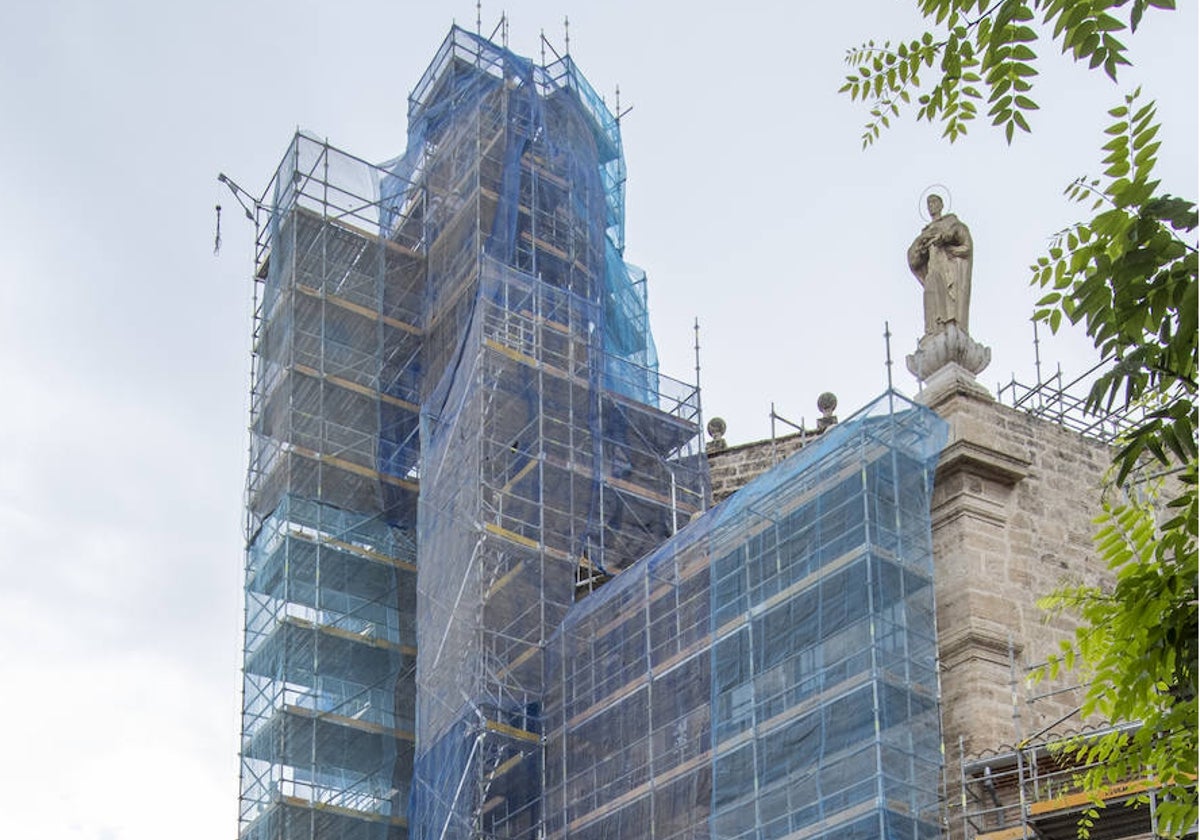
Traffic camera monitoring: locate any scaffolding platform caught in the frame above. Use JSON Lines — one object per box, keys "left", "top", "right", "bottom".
{"left": 959, "top": 734, "right": 1163, "bottom": 840}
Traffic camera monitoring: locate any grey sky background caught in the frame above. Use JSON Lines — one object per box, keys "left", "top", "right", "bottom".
{"left": 0, "top": 2, "right": 1194, "bottom": 838}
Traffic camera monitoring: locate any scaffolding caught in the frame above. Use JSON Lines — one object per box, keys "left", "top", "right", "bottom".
{"left": 956, "top": 722, "right": 1174, "bottom": 840}
{"left": 403, "top": 27, "right": 704, "bottom": 839}
{"left": 955, "top": 657, "right": 1166, "bottom": 840}
{"left": 238, "top": 134, "right": 425, "bottom": 840}
{"left": 543, "top": 393, "right": 949, "bottom": 838}
{"left": 238, "top": 23, "right": 697, "bottom": 840}
{"left": 996, "top": 360, "right": 1147, "bottom": 445}
{"left": 239, "top": 23, "right": 955, "bottom": 840}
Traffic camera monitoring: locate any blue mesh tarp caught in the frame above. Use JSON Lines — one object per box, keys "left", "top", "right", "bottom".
{"left": 543, "top": 393, "right": 948, "bottom": 839}
{"left": 240, "top": 22, "right": 949, "bottom": 840}
{"left": 402, "top": 26, "right": 705, "bottom": 840}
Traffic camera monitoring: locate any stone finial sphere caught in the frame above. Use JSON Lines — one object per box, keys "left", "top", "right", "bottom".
{"left": 817, "top": 393, "right": 838, "bottom": 417}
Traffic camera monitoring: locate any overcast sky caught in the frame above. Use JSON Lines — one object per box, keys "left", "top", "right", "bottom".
{"left": 0, "top": 2, "right": 1194, "bottom": 838}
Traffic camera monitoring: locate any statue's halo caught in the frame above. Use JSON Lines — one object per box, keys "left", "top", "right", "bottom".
{"left": 919, "top": 184, "right": 953, "bottom": 221}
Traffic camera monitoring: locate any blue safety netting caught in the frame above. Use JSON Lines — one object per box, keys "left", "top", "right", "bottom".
{"left": 237, "top": 22, "right": 949, "bottom": 840}
{"left": 380, "top": 27, "right": 656, "bottom": 408}
{"left": 239, "top": 130, "right": 424, "bottom": 840}
{"left": 392, "top": 26, "right": 705, "bottom": 840}
{"left": 542, "top": 393, "right": 948, "bottom": 839}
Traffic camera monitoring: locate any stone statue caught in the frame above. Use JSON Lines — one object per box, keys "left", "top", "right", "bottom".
{"left": 907, "top": 193, "right": 973, "bottom": 336}
{"left": 904, "top": 191, "right": 991, "bottom": 395}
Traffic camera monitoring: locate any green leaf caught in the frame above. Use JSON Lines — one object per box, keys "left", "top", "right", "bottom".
{"left": 1133, "top": 123, "right": 1161, "bottom": 150}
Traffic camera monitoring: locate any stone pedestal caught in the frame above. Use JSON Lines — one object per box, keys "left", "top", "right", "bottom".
{"left": 917, "top": 361, "right": 994, "bottom": 406}
{"left": 907, "top": 324, "right": 992, "bottom": 406}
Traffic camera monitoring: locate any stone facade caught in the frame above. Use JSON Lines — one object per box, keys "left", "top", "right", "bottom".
{"left": 706, "top": 385, "right": 1112, "bottom": 761}
{"left": 921, "top": 382, "right": 1110, "bottom": 760}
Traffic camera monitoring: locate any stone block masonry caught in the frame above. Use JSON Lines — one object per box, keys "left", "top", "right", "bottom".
{"left": 708, "top": 431, "right": 814, "bottom": 502}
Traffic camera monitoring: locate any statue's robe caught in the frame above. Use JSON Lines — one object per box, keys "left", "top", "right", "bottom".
{"left": 907, "top": 213, "right": 973, "bottom": 336}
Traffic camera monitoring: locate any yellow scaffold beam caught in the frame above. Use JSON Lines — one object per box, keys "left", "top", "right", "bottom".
{"left": 293, "top": 363, "right": 418, "bottom": 413}
{"left": 485, "top": 719, "right": 540, "bottom": 743}
{"left": 295, "top": 282, "right": 422, "bottom": 335}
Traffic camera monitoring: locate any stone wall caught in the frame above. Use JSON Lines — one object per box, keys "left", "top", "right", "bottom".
{"left": 706, "top": 385, "right": 1113, "bottom": 761}
{"left": 707, "top": 431, "right": 817, "bottom": 502}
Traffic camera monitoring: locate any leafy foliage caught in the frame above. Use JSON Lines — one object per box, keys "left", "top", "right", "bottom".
{"left": 1039, "top": 471, "right": 1198, "bottom": 837}
{"left": 1032, "top": 89, "right": 1197, "bottom": 485}
{"left": 840, "top": 0, "right": 1177, "bottom": 147}
{"left": 841, "top": 3, "right": 1197, "bottom": 837}
{"left": 1030, "top": 88, "right": 1197, "bottom": 838}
